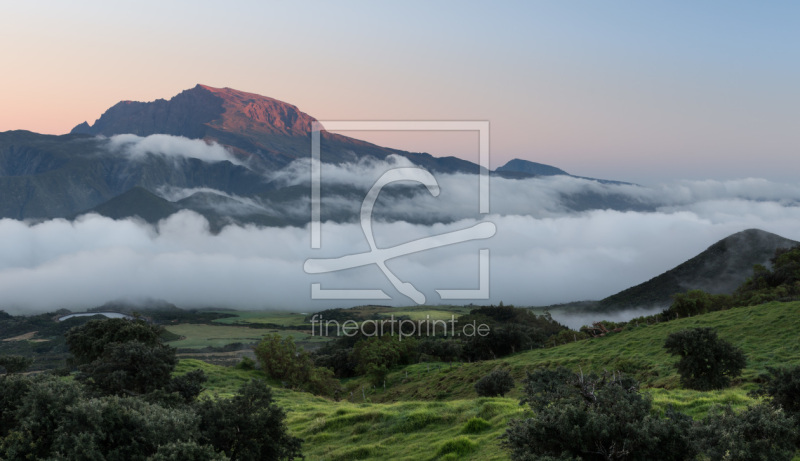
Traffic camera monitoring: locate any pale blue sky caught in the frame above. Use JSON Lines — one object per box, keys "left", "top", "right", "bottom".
{"left": 1, "top": 1, "right": 798, "bottom": 183}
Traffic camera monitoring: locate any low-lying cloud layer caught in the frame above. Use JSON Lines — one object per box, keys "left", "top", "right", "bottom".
{"left": 105, "top": 134, "right": 245, "bottom": 166}
{"left": 2, "top": 145, "right": 800, "bottom": 325}
{"left": 1, "top": 195, "right": 799, "bottom": 321}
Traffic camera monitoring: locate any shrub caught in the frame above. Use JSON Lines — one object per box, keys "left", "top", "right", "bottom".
{"left": 474, "top": 369, "right": 515, "bottom": 397}
{"left": 663, "top": 327, "right": 746, "bottom": 390}
{"left": 693, "top": 404, "right": 798, "bottom": 461}
{"left": 503, "top": 367, "right": 696, "bottom": 461}
{"left": 196, "top": 379, "right": 303, "bottom": 461}
{"left": 167, "top": 369, "right": 208, "bottom": 403}
{"left": 235, "top": 356, "right": 256, "bottom": 370}
{"left": 751, "top": 365, "right": 800, "bottom": 418}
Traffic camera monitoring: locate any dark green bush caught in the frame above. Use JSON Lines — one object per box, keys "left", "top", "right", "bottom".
{"left": 693, "top": 404, "right": 797, "bottom": 461}
{"left": 474, "top": 369, "right": 515, "bottom": 397}
{"left": 663, "top": 327, "right": 746, "bottom": 390}
{"left": 752, "top": 365, "right": 800, "bottom": 420}
{"left": 504, "top": 367, "right": 696, "bottom": 461}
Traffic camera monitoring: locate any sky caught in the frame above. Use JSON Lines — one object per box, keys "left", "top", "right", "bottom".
{"left": 1, "top": 1, "right": 798, "bottom": 184}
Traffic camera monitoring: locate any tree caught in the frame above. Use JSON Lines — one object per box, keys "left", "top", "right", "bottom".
{"left": 65, "top": 318, "right": 192, "bottom": 399}
{"left": 0, "top": 375, "right": 85, "bottom": 460}
{"left": 65, "top": 317, "right": 164, "bottom": 367}
{"left": 668, "top": 290, "right": 732, "bottom": 318}
{"left": 663, "top": 328, "right": 746, "bottom": 390}
{"left": 196, "top": 379, "right": 303, "bottom": 461}
{"left": 77, "top": 340, "right": 178, "bottom": 396}
{"left": 254, "top": 334, "right": 340, "bottom": 397}
{"left": 0, "top": 355, "right": 33, "bottom": 375}
{"left": 474, "top": 369, "right": 515, "bottom": 397}
{"left": 503, "top": 367, "right": 696, "bottom": 461}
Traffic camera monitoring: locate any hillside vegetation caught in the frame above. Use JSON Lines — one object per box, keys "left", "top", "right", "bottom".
{"left": 175, "top": 300, "right": 800, "bottom": 460}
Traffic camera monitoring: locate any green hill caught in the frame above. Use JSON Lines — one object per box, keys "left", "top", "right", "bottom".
{"left": 182, "top": 301, "right": 800, "bottom": 460}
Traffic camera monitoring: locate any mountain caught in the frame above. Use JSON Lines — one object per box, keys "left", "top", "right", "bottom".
{"left": 570, "top": 229, "right": 798, "bottom": 312}
{"left": 495, "top": 158, "right": 634, "bottom": 186}
{"left": 1, "top": 85, "right": 637, "bottom": 224}
{"left": 71, "top": 84, "right": 479, "bottom": 174}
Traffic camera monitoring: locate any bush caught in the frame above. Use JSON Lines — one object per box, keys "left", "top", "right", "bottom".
{"left": 693, "top": 404, "right": 798, "bottom": 461}
{"left": 663, "top": 327, "right": 746, "bottom": 390}
{"left": 0, "top": 374, "right": 304, "bottom": 460}
{"left": 752, "top": 365, "right": 800, "bottom": 418}
{"left": 196, "top": 379, "right": 303, "bottom": 460}
{"left": 235, "top": 356, "right": 256, "bottom": 370}
{"left": 166, "top": 369, "right": 208, "bottom": 403}
{"left": 49, "top": 396, "right": 201, "bottom": 460}
{"left": 503, "top": 367, "right": 696, "bottom": 461}
{"left": 474, "top": 369, "right": 515, "bottom": 397}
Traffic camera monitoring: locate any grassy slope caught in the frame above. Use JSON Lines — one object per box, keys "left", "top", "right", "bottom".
{"left": 348, "top": 301, "right": 800, "bottom": 406}
{"left": 176, "top": 301, "right": 800, "bottom": 460}
{"left": 176, "top": 359, "right": 519, "bottom": 461}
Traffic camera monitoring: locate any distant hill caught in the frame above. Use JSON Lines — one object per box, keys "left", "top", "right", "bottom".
{"left": 495, "top": 159, "right": 569, "bottom": 176}
{"left": 594, "top": 229, "right": 799, "bottom": 311}
{"left": 495, "top": 158, "right": 634, "bottom": 185}
{"left": 85, "top": 187, "right": 178, "bottom": 222}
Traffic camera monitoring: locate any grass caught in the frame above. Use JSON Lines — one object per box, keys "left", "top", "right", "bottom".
{"left": 175, "top": 358, "right": 520, "bottom": 460}
{"left": 209, "top": 310, "right": 310, "bottom": 327}
{"left": 164, "top": 324, "right": 329, "bottom": 349}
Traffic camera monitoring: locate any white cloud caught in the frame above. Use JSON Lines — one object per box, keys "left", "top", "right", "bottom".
{"left": 105, "top": 134, "right": 245, "bottom": 166}
{"left": 1, "top": 200, "right": 799, "bottom": 316}
{"left": 3, "top": 155, "right": 800, "bottom": 320}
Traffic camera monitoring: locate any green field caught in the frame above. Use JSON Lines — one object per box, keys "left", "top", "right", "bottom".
{"left": 210, "top": 310, "right": 310, "bottom": 327}
{"left": 164, "top": 323, "right": 328, "bottom": 349}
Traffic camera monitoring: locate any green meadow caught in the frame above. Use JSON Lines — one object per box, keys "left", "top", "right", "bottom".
{"left": 172, "top": 301, "right": 800, "bottom": 460}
